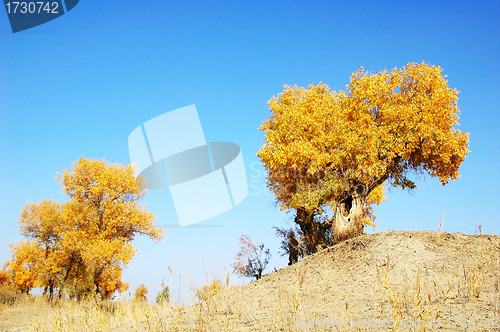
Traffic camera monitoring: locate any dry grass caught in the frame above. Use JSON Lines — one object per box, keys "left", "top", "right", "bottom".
{"left": 1, "top": 230, "right": 500, "bottom": 331}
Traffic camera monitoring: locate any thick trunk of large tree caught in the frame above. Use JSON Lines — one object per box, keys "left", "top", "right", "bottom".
{"left": 287, "top": 208, "right": 332, "bottom": 265}
{"left": 295, "top": 208, "right": 330, "bottom": 254}
{"left": 332, "top": 193, "right": 364, "bottom": 244}
{"left": 295, "top": 209, "right": 330, "bottom": 254}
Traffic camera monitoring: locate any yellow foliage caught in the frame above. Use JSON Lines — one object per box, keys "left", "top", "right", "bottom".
{"left": 0, "top": 270, "right": 10, "bottom": 285}
{"left": 133, "top": 284, "right": 148, "bottom": 303}
{"left": 361, "top": 183, "right": 387, "bottom": 227}
{"left": 258, "top": 62, "right": 469, "bottom": 216}
{"left": 7, "top": 158, "right": 165, "bottom": 299}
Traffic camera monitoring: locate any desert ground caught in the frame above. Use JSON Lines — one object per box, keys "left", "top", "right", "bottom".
{"left": 1, "top": 230, "right": 499, "bottom": 331}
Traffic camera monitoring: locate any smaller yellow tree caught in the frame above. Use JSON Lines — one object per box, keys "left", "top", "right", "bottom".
{"left": 7, "top": 158, "right": 165, "bottom": 299}
{"left": 13, "top": 200, "right": 64, "bottom": 297}
{"left": 5, "top": 240, "right": 40, "bottom": 293}
{"left": 57, "top": 158, "right": 164, "bottom": 299}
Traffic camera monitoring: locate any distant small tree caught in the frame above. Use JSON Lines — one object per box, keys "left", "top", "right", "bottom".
{"left": 156, "top": 285, "right": 170, "bottom": 304}
{"left": 133, "top": 284, "right": 148, "bottom": 303}
{"left": 232, "top": 235, "right": 271, "bottom": 281}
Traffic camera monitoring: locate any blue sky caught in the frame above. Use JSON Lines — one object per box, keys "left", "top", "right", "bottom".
{"left": 1, "top": 0, "right": 499, "bottom": 303}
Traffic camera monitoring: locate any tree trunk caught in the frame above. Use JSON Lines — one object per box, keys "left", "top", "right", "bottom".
{"left": 294, "top": 208, "right": 331, "bottom": 254}
{"left": 256, "top": 268, "right": 262, "bottom": 280}
{"left": 288, "top": 236, "right": 299, "bottom": 266}
{"left": 332, "top": 193, "right": 364, "bottom": 244}
{"left": 48, "top": 278, "right": 54, "bottom": 300}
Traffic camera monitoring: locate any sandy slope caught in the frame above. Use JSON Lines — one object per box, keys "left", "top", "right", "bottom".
{"left": 181, "top": 230, "right": 500, "bottom": 331}
{"left": 2, "top": 230, "right": 500, "bottom": 331}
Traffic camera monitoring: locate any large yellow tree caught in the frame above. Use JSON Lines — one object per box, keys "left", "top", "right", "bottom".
{"left": 258, "top": 62, "right": 469, "bottom": 244}
{"left": 7, "top": 158, "right": 165, "bottom": 299}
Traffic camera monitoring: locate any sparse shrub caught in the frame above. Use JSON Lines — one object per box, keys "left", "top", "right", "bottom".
{"left": 156, "top": 286, "right": 170, "bottom": 304}
{"left": 436, "top": 210, "right": 446, "bottom": 244}
{"left": 98, "top": 299, "right": 117, "bottom": 314}
{"left": 0, "top": 269, "right": 26, "bottom": 307}
{"left": 275, "top": 226, "right": 308, "bottom": 266}
{"left": 232, "top": 235, "right": 271, "bottom": 281}
{"left": 460, "top": 239, "right": 489, "bottom": 300}
{"left": 377, "top": 255, "right": 452, "bottom": 329}
{"left": 0, "top": 284, "right": 22, "bottom": 305}
{"left": 195, "top": 278, "right": 226, "bottom": 301}
{"left": 0, "top": 269, "right": 11, "bottom": 285}
{"left": 283, "top": 209, "right": 332, "bottom": 262}
{"left": 133, "top": 284, "right": 148, "bottom": 303}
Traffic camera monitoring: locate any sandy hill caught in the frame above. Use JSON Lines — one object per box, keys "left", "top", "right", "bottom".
{"left": 1, "top": 230, "right": 500, "bottom": 331}
{"left": 180, "top": 230, "right": 500, "bottom": 331}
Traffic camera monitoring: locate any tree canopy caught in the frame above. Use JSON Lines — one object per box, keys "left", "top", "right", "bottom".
{"left": 6, "top": 158, "right": 165, "bottom": 299}
{"left": 258, "top": 62, "right": 469, "bottom": 243}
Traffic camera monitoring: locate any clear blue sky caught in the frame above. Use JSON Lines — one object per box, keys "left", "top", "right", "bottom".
{"left": 1, "top": 0, "right": 499, "bottom": 303}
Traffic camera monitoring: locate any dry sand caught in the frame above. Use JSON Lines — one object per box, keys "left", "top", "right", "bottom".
{"left": 1, "top": 230, "right": 499, "bottom": 331}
